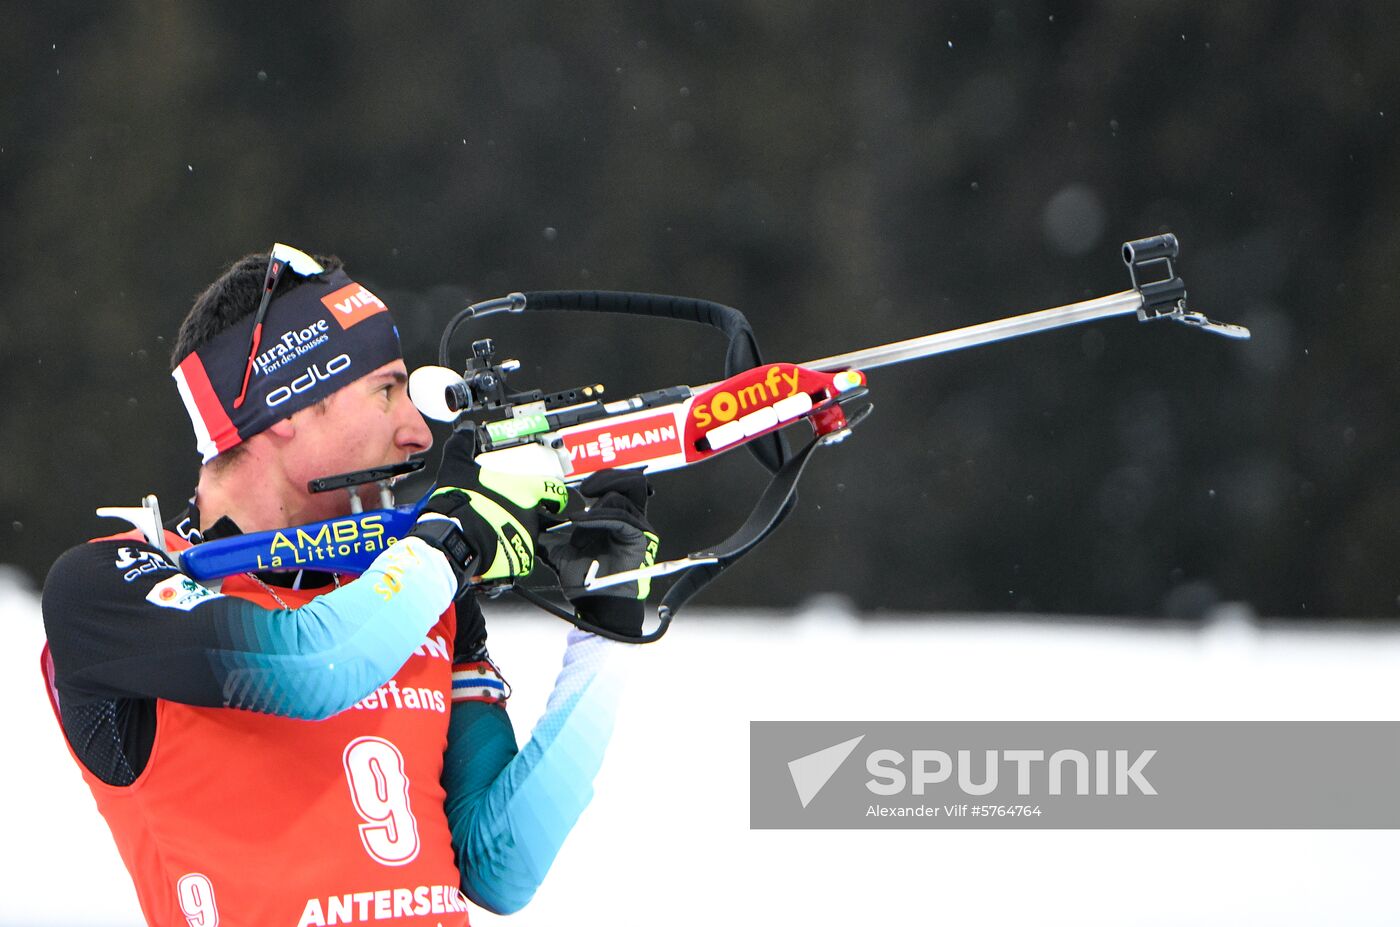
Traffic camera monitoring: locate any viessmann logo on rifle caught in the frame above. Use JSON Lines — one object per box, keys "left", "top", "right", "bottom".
{"left": 563, "top": 413, "right": 681, "bottom": 467}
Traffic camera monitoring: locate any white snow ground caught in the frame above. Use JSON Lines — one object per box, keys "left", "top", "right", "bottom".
{"left": 3, "top": 570, "right": 1398, "bottom": 926}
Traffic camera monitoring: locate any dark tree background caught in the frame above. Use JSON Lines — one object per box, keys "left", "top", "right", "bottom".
{"left": 2, "top": 2, "right": 1397, "bottom": 618}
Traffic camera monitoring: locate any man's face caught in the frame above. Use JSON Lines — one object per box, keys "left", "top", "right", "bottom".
{"left": 282, "top": 359, "right": 433, "bottom": 518}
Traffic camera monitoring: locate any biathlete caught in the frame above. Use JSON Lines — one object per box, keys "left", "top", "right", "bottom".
{"left": 40, "top": 244, "right": 656, "bottom": 926}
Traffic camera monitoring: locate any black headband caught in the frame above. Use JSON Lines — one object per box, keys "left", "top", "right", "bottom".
{"left": 173, "top": 267, "right": 403, "bottom": 461}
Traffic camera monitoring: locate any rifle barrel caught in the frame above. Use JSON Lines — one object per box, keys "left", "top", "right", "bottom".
{"left": 802, "top": 289, "right": 1143, "bottom": 373}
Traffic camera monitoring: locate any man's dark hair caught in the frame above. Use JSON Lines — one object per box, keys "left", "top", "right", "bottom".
{"left": 169, "top": 251, "right": 343, "bottom": 370}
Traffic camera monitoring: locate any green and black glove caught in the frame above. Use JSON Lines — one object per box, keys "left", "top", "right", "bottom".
{"left": 410, "top": 428, "right": 569, "bottom": 593}
{"left": 539, "top": 469, "right": 659, "bottom": 639}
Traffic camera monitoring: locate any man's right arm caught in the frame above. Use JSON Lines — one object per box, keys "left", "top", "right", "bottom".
{"left": 42, "top": 535, "right": 457, "bottom": 721}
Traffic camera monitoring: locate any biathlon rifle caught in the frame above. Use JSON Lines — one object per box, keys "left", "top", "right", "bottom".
{"left": 108, "top": 234, "right": 1247, "bottom": 640}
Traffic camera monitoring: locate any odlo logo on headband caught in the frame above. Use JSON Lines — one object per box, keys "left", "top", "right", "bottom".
{"left": 266, "top": 354, "right": 352, "bottom": 407}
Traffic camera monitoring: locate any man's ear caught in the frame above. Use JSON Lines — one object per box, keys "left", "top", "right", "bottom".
{"left": 265, "top": 418, "right": 296, "bottom": 442}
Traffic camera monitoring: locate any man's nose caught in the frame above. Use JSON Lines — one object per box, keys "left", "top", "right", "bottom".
{"left": 398, "top": 401, "right": 433, "bottom": 455}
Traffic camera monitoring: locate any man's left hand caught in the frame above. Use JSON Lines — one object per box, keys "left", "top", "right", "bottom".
{"left": 539, "top": 469, "right": 658, "bottom": 639}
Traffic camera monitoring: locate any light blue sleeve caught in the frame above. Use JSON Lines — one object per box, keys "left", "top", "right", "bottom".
{"left": 209, "top": 536, "right": 457, "bottom": 720}
{"left": 442, "top": 630, "right": 631, "bottom": 915}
